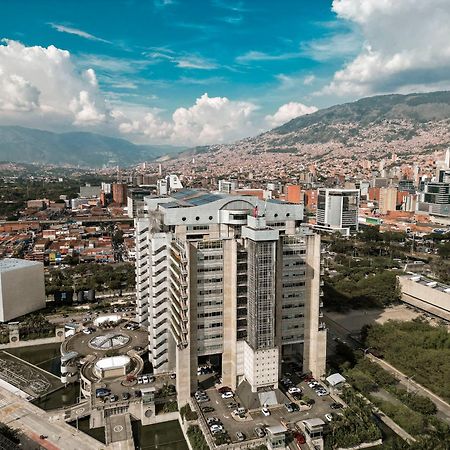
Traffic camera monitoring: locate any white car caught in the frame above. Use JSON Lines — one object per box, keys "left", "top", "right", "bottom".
{"left": 325, "top": 413, "right": 333, "bottom": 422}
{"left": 288, "top": 387, "right": 302, "bottom": 394}
{"left": 308, "top": 381, "right": 319, "bottom": 388}
{"left": 142, "top": 375, "right": 149, "bottom": 384}
{"left": 210, "top": 424, "right": 224, "bottom": 432}
{"left": 262, "top": 407, "right": 271, "bottom": 417}
{"left": 221, "top": 391, "right": 233, "bottom": 399}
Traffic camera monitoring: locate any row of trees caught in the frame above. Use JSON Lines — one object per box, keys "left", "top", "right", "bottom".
{"left": 325, "top": 388, "right": 382, "bottom": 449}
{"left": 364, "top": 318, "right": 450, "bottom": 402}
{"left": 45, "top": 262, "right": 135, "bottom": 296}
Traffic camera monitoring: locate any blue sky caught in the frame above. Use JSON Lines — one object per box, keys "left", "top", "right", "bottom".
{"left": 0, "top": 0, "right": 449, "bottom": 145}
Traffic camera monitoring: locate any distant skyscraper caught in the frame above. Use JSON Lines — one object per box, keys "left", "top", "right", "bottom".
{"left": 112, "top": 183, "right": 128, "bottom": 205}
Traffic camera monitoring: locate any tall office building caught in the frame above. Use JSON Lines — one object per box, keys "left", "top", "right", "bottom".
{"left": 135, "top": 190, "right": 326, "bottom": 405}
{"left": 316, "top": 188, "right": 359, "bottom": 235}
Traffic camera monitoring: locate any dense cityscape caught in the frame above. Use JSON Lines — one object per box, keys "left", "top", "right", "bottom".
{"left": 1, "top": 1, "right": 450, "bottom": 450}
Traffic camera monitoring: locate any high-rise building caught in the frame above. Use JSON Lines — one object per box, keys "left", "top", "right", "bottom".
{"left": 417, "top": 182, "right": 450, "bottom": 218}
{"left": 378, "top": 187, "right": 398, "bottom": 214}
{"left": 127, "top": 188, "right": 152, "bottom": 218}
{"left": 0, "top": 259, "right": 46, "bottom": 322}
{"left": 135, "top": 190, "right": 326, "bottom": 406}
{"left": 112, "top": 183, "right": 128, "bottom": 205}
{"left": 316, "top": 188, "right": 359, "bottom": 235}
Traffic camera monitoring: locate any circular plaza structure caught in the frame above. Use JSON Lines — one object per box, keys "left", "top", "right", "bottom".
{"left": 60, "top": 318, "right": 148, "bottom": 397}
{"left": 89, "top": 333, "right": 130, "bottom": 350}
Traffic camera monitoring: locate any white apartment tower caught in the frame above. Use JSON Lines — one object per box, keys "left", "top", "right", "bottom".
{"left": 135, "top": 190, "right": 326, "bottom": 405}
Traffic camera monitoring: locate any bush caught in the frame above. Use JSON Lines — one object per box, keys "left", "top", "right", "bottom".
{"left": 180, "top": 404, "right": 198, "bottom": 421}
{"left": 391, "top": 388, "right": 437, "bottom": 415}
{"left": 365, "top": 320, "right": 450, "bottom": 402}
{"left": 162, "top": 400, "right": 178, "bottom": 413}
{"left": 325, "top": 388, "right": 382, "bottom": 449}
{"left": 372, "top": 398, "right": 426, "bottom": 435}
{"left": 187, "top": 425, "right": 208, "bottom": 450}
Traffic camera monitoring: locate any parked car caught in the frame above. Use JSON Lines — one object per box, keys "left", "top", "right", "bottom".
{"left": 207, "top": 417, "right": 221, "bottom": 425}
{"left": 325, "top": 413, "right": 333, "bottom": 422}
{"left": 262, "top": 407, "right": 270, "bottom": 417}
{"left": 197, "top": 396, "right": 210, "bottom": 403}
{"left": 95, "top": 388, "right": 111, "bottom": 398}
{"left": 330, "top": 402, "right": 343, "bottom": 409}
{"left": 284, "top": 403, "right": 294, "bottom": 413}
{"left": 201, "top": 406, "right": 215, "bottom": 413}
{"left": 109, "top": 394, "right": 118, "bottom": 402}
{"left": 290, "top": 402, "right": 300, "bottom": 412}
{"left": 294, "top": 431, "right": 306, "bottom": 444}
{"left": 236, "top": 431, "right": 245, "bottom": 442}
{"left": 170, "top": 373, "right": 176, "bottom": 379}
{"left": 210, "top": 424, "right": 224, "bottom": 432}
{"left": 288, "top": 387, "right": 302, "bottom": 394}
{"left": 218, "top": 386, "right": 231, "bottom": 394}
{"left": 221, "top": 391, "right": 233, "bottom": 399}
{"left": 255, "top": 427, "right": 266, "bottom": 438}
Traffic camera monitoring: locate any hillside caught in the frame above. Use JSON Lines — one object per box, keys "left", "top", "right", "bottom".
{"left": 175, "top": 91, "right": 450, "bottom": 176}
{"left": 0, "top": 126, "right": 184, "bottom": 167}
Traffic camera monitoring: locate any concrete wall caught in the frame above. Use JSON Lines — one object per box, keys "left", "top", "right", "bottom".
{"left": 398, "top": 276, "right": 450, "bottom": 314}
{"left": 0, "top": 262, "right": 46, "bottom": 322}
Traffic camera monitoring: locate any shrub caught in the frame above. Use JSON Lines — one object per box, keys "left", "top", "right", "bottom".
{"left": 187, "top": 425, "right": 208, "bottom": 450}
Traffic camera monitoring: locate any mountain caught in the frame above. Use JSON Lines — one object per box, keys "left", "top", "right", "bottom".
{"left": 178, "top": 91, "right": 450, "bottom": 171}
{"left": 0, "top": 126, "right": 184, "bottom": 167}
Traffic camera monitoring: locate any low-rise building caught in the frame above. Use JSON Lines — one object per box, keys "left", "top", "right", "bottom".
{"left": 0, "top": 258, "right": 46, "bottom": 322}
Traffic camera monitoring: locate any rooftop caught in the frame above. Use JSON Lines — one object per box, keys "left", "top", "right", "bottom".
{"left": 155, "top": 189, "right": 296, "bottom": 209}
{"left": 0, "top": 258, "right": 42, "bottom": 272}
{"left": 403, "top": 274, "right": 450, "bottom": 294}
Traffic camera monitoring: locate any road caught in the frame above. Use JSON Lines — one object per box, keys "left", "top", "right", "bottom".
{"left": 367, "top": 354, "right": 450, "bottom": 424}
{"left": 0, "top": 386, "right": 103, "bottom": 450}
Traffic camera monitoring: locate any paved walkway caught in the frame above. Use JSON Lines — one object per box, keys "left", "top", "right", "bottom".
{"left": 0, "top": 386, "right": 103, "bottom": 450}
{"left": 105, "top": 413, "right": 134, "bottom": 449}
{"left": 366, "top": 354, "right": 450, "bottom": 424}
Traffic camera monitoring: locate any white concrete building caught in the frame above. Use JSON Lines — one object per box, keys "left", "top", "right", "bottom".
{"left": 0, "top": 259, "right": 46, "bottom": 322}
{"left": 315, "top": 188, "right": 359, "bottom": 235}
{"left": 135, "top": 189, "right": 327, "bottom": 406}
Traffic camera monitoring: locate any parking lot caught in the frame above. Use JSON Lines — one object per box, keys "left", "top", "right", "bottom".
{"left": 195, "top": 374, "right": 339, "bottom": 445}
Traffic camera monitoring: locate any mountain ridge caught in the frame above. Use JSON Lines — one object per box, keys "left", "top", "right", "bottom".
{"left": 0, "top": 125, "right": 184, "bottom": 167}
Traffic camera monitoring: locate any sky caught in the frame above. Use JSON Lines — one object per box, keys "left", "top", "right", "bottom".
{"left": 0, "top": 0, "right": 450, "bottom": 146}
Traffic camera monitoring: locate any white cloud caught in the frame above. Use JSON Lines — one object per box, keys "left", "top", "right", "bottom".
{"left": 175, "top": 56, "right": 217, "bottom": 70}
{"left": 118, "top": 93, "right": 258, "bottom": 145}
{"left": 300, "top": 32, "right": 361, "bottom": 62}
{"left": 0, "top": 39, "right": 109, "bottom": 126}
{"left": 303, "top": 75, "right": 316, "bottom": 86}
{"left": 171, "top": 93, "right": 256, "bottom": 144}
{"left": 0, "top": 70, "right": 40, "bottom": 111}
{"left": 265, "top": 102, "right": 318, "bottom": 128}
{"left": 323, "top": 0, "right": 450, "bottom": 96}
{"left": 236, "top": 50, "right": 301, "bottom": 64}
{"left": 49, "top": 23, "right": 110, "bottom": 43}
